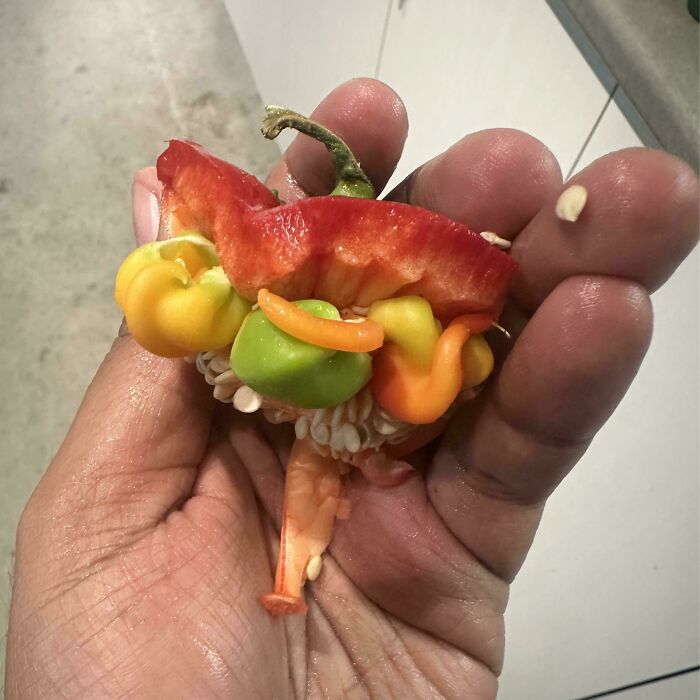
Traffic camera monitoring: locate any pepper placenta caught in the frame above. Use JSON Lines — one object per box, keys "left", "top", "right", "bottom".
{"left": 260, "top": 438, "right": 344, "bottom": 615}
{"left": 115, "top": 233, "right": 251, "bottom": 357}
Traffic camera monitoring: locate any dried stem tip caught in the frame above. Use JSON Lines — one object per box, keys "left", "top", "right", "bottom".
{"left": 555, "top": 184, "right": 588, "bottom": 222}
{"left": 262, "top": 106, "right": 375, "bottom": 199}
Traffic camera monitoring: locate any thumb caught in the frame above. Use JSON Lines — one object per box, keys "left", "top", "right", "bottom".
{"left": 26, "top": 169, "right": 214, "bottom": 533}
{"left": 31, "top": 337, "right": 214, "bottom": 522}
{"left": 132, "top": 166, "right": 163, "bottom": 245}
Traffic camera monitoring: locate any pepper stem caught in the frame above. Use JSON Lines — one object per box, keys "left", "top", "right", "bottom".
{"left": 262, "top": 106, "right": 375, "bottom": 199}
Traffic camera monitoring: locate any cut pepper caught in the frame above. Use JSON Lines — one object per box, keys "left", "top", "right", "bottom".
{"left": 115, "top": 233, "right": 251, "bottom": 357}
{"left": 156, "top": 139, "right": 280, "bottom": 240}
{"left": 372, "top": 314, "right": 493, "bottom": 424}
{"left": 156, "top": 140, "right": 517, "bottom": 318}
{"left": 257, "top": 289, "right": 384, "bottom": 353}
{"left": 260, "top": 438, "right": 343, "bottom": 615}
{"left": 120, "top": 108, "right": 518, "bottom": 619}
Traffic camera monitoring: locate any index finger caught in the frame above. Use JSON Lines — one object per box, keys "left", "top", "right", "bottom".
{"left": 265, "top": 78, "right": 409, "bottom": 201}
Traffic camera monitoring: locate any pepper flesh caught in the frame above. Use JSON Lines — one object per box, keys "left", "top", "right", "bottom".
{"left": 231, "top": 299, "right": 372, "bottom": 408}
{"left": 156, "top": 139, "right": 280, "bottom": 239}
{"left": 115, "top": 234, "right": 251, "bottom": 357}
{"left": 260, "top": 438, "right": 343, "bottom": 615}
{"left": 155, "top": 141, "right": 517, "bottom": 318}
{"left": 371, "top": 314, "right": 493, "bottom": 424}
{"left": 258, "top": 289, "right": 384, "bottom": 353}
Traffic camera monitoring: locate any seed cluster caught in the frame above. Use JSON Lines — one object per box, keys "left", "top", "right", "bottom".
{"left": 190, "top": 351, "right": 416, "bottom": 460}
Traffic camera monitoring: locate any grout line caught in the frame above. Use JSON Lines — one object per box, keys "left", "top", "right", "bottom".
{"left": 611, "top": 85, "right": 661, "bottom": 149}
{"left": 546, "top": 0, "right": 658, "bottom": 150}
{"left": 572, "top": 665, "right": 699, "bottom": 700}
{"left": 566, "top": 84, "right": 618, "bottom": 179}
{"left": 373, "top": 0, "right": 394, "bottom": 78}
{"left": 545, "top": 0, "right": 616, "bottom": 93}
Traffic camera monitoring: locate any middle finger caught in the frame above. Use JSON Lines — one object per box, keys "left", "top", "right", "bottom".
{"left": 511, "top": 148, "right": 699, "bottom": 311}
{"left": 387, "top": 127, "right": 563, "bottom": 239}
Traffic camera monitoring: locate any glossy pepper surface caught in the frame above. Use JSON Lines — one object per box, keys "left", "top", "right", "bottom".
{"left": 371, "top": 313, "right": 494, "bottom": 424}
{"left": 231, "top": 299, "right": 372, "bottom": 408}
{"left": 367, "top": 295, "right": 496, "bottom": 408}
{"left": 156, "top": 137, "right": 517, "bottom": 319}
{"left": 115, "top": 233, "right": 251, "bottom": 357}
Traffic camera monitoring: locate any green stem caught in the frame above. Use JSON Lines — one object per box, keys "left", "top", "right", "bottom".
{"left": 262, "top": 106, "right": 375, "bottom": 199}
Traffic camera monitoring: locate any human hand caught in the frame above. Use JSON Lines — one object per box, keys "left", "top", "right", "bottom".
{"left": 5, "top": 79, "right": 698, "bottom": 699}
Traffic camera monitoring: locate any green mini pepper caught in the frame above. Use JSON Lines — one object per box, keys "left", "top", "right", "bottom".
{"left": 231, "top": 299, "right": 372, "bottom": 408}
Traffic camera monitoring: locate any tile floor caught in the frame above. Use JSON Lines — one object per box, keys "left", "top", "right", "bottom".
{"left": 0, "top": 0, "right": 278, "bottom": 685}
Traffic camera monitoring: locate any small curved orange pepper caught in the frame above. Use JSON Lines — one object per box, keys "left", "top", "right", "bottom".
{"left": 257, "top": 289, "right": 384, "bottom": 352}
{"left": 371, "top": 314, "right": 493, "bottom": 424}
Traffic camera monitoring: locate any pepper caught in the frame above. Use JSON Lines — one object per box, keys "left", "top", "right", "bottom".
{"left": 115, "top": 233, "right": 251, "bottom": 357}
{"left": 230, "top": 298, "right": 372, "bottom": 408}
{"left": 368, "top": 296, "right": 495, "bottom": 423}
{"left": 124, "top": 108, "right": 518, "bottom": 617}
{"left": 156, "top": 110, "right": 517, "bottom": 319}
{"left": 461, "top": 334, "right": 495, "bottom": 388}
{"left": 367, "top": 296, "right": 440, "bottom": 370}
{"left": 157, "top": 139, "right": 280, "bottom": 239}
{"left": 257, "top": 288, "right": 384, "bottom": 353}
{"left": 371, "top": 312, "right": 493, "bottom": 424}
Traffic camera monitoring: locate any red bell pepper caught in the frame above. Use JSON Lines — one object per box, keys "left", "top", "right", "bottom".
{"left": 156, "top": 139, "right": 280, "bottom": 239}
{"left": 156, "top": 139, "right": 516, "bottom": 319}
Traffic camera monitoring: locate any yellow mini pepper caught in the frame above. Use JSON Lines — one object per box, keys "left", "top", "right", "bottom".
{"left": 115, "top": 233, "right": 251, "bottom": 357}
{"left": 368, "top": 296, "right": 495, "bottom": 423}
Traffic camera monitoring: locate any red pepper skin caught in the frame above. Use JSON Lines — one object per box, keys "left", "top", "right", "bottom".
{"left": 217, "top": 197, "right": 517, "bottom": 319}
{"left": 155, "top": 140, "right": 517, "bottom": 319}
{"left": 156, "top": 139, "right": 279, "bottom": 237}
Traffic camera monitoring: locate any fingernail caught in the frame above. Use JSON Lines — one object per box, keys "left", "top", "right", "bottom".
{"left": 132, "top": 167, "right": 162, "bottom": 245}
{"left": 118, "top": 317, "right": 130, "bottom": 337}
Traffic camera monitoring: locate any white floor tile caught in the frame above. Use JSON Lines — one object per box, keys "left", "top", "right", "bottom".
{"left": 499, "top": 249, "right": 699, "bottom": 698}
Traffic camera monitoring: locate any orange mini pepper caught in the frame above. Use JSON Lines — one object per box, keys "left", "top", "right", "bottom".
{"left": 257, "top": 288, "right": 384, "bottom": 353}
{"left": 372, "top": 314, "right": 493, "bottom": 424}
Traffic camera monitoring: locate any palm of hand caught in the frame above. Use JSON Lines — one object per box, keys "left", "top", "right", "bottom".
{"left": 6, "top": 79, "right": 697, "bottom": 700}
{"left": 12, "top": 405, "right": 506, "bottom": 698}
